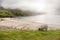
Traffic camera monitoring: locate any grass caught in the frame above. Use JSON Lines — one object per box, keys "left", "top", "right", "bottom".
{"left": 0, "top": 30, "right": 60, "bottom": 40}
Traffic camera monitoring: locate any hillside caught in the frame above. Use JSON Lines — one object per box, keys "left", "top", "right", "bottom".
{"left": 0, "top": 10, "right": 14, "bottom": 18}
{"left": 0, "top": 7, "right": 42, "bottom": 17}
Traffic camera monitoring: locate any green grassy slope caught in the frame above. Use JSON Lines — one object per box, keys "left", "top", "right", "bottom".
{"left": 0, "top": 10, "right": 14, "bottom": 17}
{"left": 0, "top": 7, "right": 41, "bottom": 17}
{"left": 0, "top": 30, "right": 60, "bottom": 40}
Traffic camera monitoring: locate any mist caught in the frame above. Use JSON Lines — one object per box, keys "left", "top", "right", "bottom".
{"left": 0, "top": 0, "right": 4, "bottom": 6}
{"left": 0, "top": 0, "right": 60, "bottom": 24}
{"left": 0, "top": 0, "right": 59, "bottom": 14}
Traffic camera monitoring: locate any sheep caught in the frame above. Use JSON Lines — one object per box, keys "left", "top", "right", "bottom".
{"left": 38, "top": 24, "right": 48, "bottom": 31}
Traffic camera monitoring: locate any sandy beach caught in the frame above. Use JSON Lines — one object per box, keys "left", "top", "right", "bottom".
{"left": 0, "top": 18, "right": 60, "bottom": 30}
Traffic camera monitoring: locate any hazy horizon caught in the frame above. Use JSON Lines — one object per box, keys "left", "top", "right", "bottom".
{"left": 0, "top": 0, "right": 60, "bottom": 24}
{"left": 0, "top": 0, "right": 59, "bottom": 14}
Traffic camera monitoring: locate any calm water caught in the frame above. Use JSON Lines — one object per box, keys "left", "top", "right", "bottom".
{"left": 16, "top": 14, "right": 60, "bottom": 25}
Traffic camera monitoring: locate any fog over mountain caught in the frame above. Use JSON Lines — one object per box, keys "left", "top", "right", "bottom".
{"left": 0, "top": 0, "right": 3, "bottom": 6}
{"left": 0, "top": 0, "right": 60, "bottom": 14}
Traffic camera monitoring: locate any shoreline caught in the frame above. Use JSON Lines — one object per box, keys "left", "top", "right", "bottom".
{"left": 0, "top": 18, "right": 60, "bottom": 30}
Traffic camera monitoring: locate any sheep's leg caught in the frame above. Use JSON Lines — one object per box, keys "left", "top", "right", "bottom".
{"left": 45, "top": 28, "right": 47, "bottom": 31}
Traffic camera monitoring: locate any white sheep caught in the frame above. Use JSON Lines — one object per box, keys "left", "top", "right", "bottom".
{"left": 38, "top": 24, "right": 48, "bottom": 31}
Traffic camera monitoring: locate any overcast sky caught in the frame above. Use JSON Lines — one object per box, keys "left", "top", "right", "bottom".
{"left": 0, "top": 0, "right": 60, "bottom": 13}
